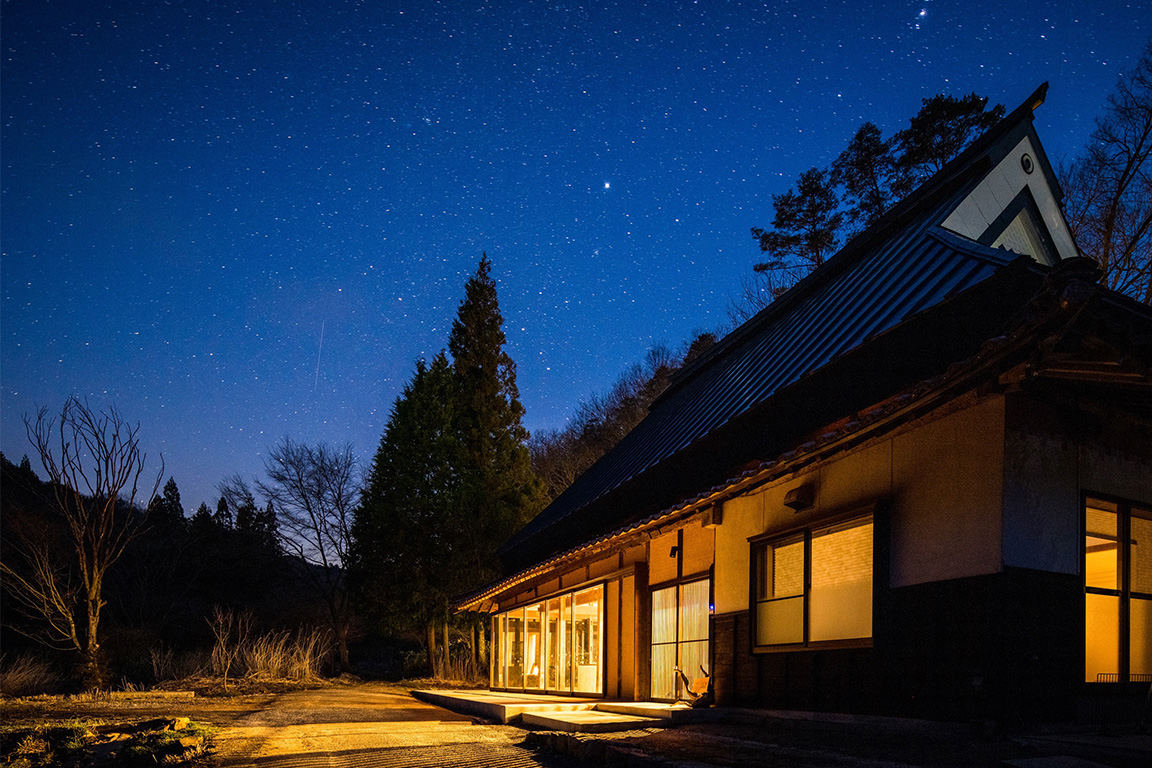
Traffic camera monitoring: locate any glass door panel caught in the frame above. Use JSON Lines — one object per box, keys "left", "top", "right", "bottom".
{"left": 560, "top": 592, "right": 573, "bottom": 691}
{"left": 507, "top": 609, "right": 525, "bottom": 688}
{"left": 573, "top": 587, "right": 602, "bottom": 693}
{"left": 546, "top": 598, "right": 563, "bottom": 691}
{"left": 650, "top": 579, "right": 710, "bottom": 701}
{"left": 525, "top": 602, "right": 544, "bottom": 690}
{"left": 650, "top": 585, "right": 677, "bottom": 700}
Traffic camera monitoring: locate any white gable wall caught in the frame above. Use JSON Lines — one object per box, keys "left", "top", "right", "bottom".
{"left": 942, "top": 135, "right": 1079, "bottom": 263}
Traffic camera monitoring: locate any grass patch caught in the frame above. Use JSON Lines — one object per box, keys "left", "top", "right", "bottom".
{"left": 0, "top": 718, "right": 104, "bottom": 767}
{"left": 0, "top": 718, "right": 215, "bottom": 767}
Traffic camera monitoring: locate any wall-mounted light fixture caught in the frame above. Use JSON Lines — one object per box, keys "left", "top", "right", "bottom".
{"left": 669, "top": 545, "right": 680, "bottom": 558}
{"left": 783, "top": 483, "right": 815, "bottom": 512}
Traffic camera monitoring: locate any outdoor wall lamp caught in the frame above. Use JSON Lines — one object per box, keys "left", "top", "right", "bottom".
{"left": 669, "top": 545, "right": 679, "bottom": 558}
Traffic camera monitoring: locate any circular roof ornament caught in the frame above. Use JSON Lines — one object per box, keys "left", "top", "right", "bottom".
{"left": 1021, "top": 153, "right": 1035, "bottom": 174}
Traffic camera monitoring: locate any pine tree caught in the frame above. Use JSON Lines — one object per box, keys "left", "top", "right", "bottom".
{"left": 148, "top": 477, "right": 186, "bottom": 526}
{"left": 190, "top": 502, "right": 215, "bottom": 534}
{"left": 833, "top": 122, "right": 908, "bottom": 228}
{"left": 895, "top": 92, "right": 1005, "bottom": 179}
{"left": 750, "top": 167, "right": 843, "bottom": 298}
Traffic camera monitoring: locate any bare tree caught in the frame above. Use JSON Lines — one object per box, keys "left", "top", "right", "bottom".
{"left": 1061, "top": 42, "right": 1152, "bottom": 303}
{"left": 256, "top": 438, "right": 358, "bottom": 671}
{"left": 0, "top": 397, "right": 162, "bottom": 688}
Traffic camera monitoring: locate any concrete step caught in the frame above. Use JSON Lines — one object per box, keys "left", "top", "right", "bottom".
{"left": 411, "top": 689, "right": 597, "bottom": 724}
{"left": 522, "top": 709, "right": 665, "bottom": 734}
{"left": 597, "top": 701, "right": 726, "bottom": 724}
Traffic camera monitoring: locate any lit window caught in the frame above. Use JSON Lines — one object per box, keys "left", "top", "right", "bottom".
{"left": 491, "top": 584, "right": 603, "bottom": 694}
{"left": 1084, "top": 496, "right": 1152, "bottom": 683}
{"left": 753, "top": 518, "right": 873, "bottom": 648}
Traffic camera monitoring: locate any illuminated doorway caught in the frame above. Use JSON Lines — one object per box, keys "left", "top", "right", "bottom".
{"left": 650, "top": 578, "right": 710, "bottom": 701}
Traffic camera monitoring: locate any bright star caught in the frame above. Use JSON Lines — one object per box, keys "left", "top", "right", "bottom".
{"left": 603, "top": 181, "right": 610, "bottom": 189}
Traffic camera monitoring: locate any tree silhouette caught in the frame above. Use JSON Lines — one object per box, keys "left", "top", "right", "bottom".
{"left": 0, "top": 398, "right": 162, "bottom": 688}
{"left": 1061, "top": 42, "right": 1152, "bottom": 303}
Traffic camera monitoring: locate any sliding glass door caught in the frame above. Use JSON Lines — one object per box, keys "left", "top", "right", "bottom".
{"left": 492, "top": 584, "right": 603, "bottom": 694}
{"left": 651, "top": 579, "right": 710, "bottom": 701}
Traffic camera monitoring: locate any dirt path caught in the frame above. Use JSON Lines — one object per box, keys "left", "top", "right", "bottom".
{"left": 212, "top": 683, "right": 579, "bottom": 767}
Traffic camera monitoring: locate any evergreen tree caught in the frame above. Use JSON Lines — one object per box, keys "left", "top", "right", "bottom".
{"left": 833, "top": 122, "right": 908, "bottom": 228}
{"left": 147, "top": 477, "right": 186, "bottom": 526}
{"left": 750, "top": 167, "right": 843, "bottom": 298}
{"left": 255, "top": 501, "right": 280, "bottom": 553}
{"left": 351, "top": 353, "right": 461, "bottom": 642}
{"left": 895, "top": 92, "right": 1005, "bottom": 179}
{"left": 190, "top": 502, "right": 215, "bottom": 535}
{"left": 744, "top": 92, "right": 1005, "bottom": 314}
{"left": 214, "top": 497, "right": 232, "bottom": 529}
{"left": 448, "top": 254, "right": 544, "bottom": 583}
{"left": 352, "top": 255, "right": 541, "bottom": 674}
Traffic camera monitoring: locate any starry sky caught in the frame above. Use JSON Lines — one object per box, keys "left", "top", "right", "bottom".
{"left": 2, "top": 0, "right": 1149, "bottom": 512}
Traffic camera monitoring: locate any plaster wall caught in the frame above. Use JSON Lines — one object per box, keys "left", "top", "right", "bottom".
{"left": 942, "top": 135, "right": 1078, "bottom": 262}
{"left": 715, "top": 396, "right": 1008, "bottom": 610}
{"left": 1003, "top": 398, "right": 1079, "bottom": 574}
{"left": 1081, "top": 442, "right": 1152, "bottom": 504}
{"left": 890, "top": 396, "right": 1005, "bottom": 586}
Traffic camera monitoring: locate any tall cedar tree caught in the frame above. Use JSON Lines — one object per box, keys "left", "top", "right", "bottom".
{"left": 447, "top": 254, "right": 544, "bottom": 585}
{"left": 1061, "top": 42, "right": 1152, "bottom": 303}
{"left": 350, "top": 353, "right": 462, "bottom": 669}
{"left": 351, "top": 257, "right": 540, "bottom": 672}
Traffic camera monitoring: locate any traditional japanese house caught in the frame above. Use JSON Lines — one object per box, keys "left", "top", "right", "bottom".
{"left": 454, "top": 84, "right": 1152, "bottom": 721}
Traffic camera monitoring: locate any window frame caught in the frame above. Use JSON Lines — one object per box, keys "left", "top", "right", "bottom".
{"left": 1083, "top": 491, "right": 1152, "bottom": 684}
{"left": 749, "top": 512, "right": 874, "bottom": 653}
{"left": 489, "top": 582, "right": 606, "bottom": 696}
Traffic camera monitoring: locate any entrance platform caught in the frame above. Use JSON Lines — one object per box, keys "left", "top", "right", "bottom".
{"left": 411, "top": 689, "right": 721, "bottom": 732}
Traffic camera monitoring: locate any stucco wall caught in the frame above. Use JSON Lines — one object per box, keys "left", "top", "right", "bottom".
{"left": 890, "top": 396, "right": 1005, "bottom": 586}
{"left": 714, "top": 395, "right": 1009, "bottom": 611}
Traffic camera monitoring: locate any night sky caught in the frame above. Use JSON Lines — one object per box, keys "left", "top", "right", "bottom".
{"left": 3, "top": 1, "right": 1149, "bottom": 512}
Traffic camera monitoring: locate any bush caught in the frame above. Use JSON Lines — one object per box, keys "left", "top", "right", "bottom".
{"left": 0, "top": 654, "right": 62, "bottom": 698}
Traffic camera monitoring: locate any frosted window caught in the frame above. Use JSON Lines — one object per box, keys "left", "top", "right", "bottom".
{"left": 754, "top": 518, "right": 872, "bottom": 647}
{"left": 1132, "top": 597, "right": 1152, "bottom": 678}
{"left": 810, "top": 523, "right": 873, "bottom": 642}
{"left": 756, "top": 596, "right": 804, "bottom": 645}
{"left": 1085, "top": 504, "right": 1118, "bottom": 590}
{"left": 1086, "top": 593, "right": 1119, "bottom": 682}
